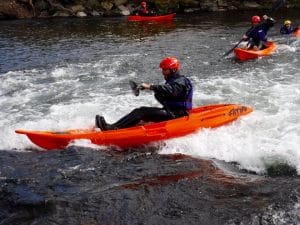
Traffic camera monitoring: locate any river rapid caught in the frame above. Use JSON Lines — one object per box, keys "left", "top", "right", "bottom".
{"left": 0, "top": 9, "right": 300, "bottom": 224}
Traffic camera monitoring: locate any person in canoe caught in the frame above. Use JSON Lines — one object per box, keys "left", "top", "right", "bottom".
{"left": 280, "top": 20, "right": 299, "bottom": 35}
{"left": 131, "top": 1, "right": 156, "bottom": 16}
{"left": 242, "top": 15, "right": 275, "bottom": 50}
{"left": 95, "top": 57, "right": 193, "bottom": 131}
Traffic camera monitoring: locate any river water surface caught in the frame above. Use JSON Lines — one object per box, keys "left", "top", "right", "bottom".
{"left": 1, "top": 10, "right": 299, "bottom": 174}
{"left": 0, "top": 9, "right": 300, "bottom": 224}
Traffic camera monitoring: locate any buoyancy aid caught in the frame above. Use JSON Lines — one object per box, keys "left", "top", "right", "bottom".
{"left": 151, "top": 72, "right": 193, "bottom": 111}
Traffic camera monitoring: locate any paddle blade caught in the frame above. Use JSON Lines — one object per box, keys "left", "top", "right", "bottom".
{"left": 129, "top": 80, "right": 140, "bottom": 96}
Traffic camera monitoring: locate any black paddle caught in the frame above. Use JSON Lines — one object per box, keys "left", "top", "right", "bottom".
{"left": 222, "top": 0, "right": 285, "bottom": 57}
{"left": 222, "top": 32, "right": 253, "bottom": 57}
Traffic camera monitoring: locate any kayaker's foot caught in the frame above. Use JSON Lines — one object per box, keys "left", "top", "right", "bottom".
{"left": 95, "top": 115, "right": 103, "bottom": 130}
{"left": 95, "top": 115, "right": 115, "bottom": 131}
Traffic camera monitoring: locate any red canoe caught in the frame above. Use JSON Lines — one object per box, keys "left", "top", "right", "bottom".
{"left": 234, "top": 41, "right": 277, "bottom": 61}
{"left": 127, "top": 13, "right": 175, "bottom": 22}
{"left": 15, "top": 104, "right": 252, "bottom": 151}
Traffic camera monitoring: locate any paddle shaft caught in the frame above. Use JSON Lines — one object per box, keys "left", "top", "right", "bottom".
{"left": 223, "top": 30, "right": 254, "bottom": 57}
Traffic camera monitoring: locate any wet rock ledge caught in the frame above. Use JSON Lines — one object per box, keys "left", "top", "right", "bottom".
{"left": 0, "top": 0, "right": 299, "bottom": 20}
{"left": 0, "top": 147, "right": 299, "bottom": 225}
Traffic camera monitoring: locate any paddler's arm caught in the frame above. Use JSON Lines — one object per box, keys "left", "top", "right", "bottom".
{"left": 141, "top": 83, "right": 173, "bottom": 95}
{"left": 141, "top": 82, "right": 172, "bottom": 106}
{"left": 141, "top": 82, "right": 184, "bottom": 97}
{"left": 141, "top": 83, "right": 152, "bottom": 90}
{"left": 141, "top": 83, "right": 172, "bottom": 99}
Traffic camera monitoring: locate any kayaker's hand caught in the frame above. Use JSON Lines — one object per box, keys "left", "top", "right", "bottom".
{"left": 262, "top": 15, "right": 268, "bottom": 20}
{"left": 141, "top": 83, "right": 151, "bottom": 90}
{"left": 242, "top": 34, "right": 248, "bottom": 40}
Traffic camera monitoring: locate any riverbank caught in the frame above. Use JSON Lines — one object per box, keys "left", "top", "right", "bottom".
{"left": 1, "top": 0, "right": 299, "bottom": 20}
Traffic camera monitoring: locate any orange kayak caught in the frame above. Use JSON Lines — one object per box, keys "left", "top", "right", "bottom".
{"left": 127, "top": 13, "right": 175, "bottom": 22}
{"left": 292, "top": 28, "right": 300, "bottom": 37}
{"left": 234, "top": 41, "right": 277, "bottom": 61}
{"left": 15, "top": 104, "right": 253, "bottom": 151}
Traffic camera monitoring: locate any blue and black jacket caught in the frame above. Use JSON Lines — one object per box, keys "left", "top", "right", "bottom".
{"left": 150, "top": 72, "right": 193, "bottom": 116}
{"left": 244, "top": 17, "right": 275, "bottom": 49}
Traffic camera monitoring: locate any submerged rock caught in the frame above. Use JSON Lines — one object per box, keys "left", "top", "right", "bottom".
{"left": 0, "top": 147, "right": 299, "bottom": 224}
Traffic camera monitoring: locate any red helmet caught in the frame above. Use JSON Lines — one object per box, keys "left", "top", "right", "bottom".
{"left": 160, "top": 57, "right": 180, "bottom": 70}
{"left": 251, "top": 15, "right": 261, "bottom": 24}
{"left": 141, "top": 1, "right": 146, "bottom": 7}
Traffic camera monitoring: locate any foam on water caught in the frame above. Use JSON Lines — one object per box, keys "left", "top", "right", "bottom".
{"left": 0, "top": 55, "right": 155, "bottom": 149}
{"left": 160, "top": 41, "right": 300, "bottom": 174}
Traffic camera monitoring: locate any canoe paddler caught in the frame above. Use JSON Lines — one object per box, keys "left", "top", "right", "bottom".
{"left": 95, "top": 57, "right": 193, "bottom": 131}
{"left": 131, "top": 1, "right": 150, "bottom": 16}
{"left": 242, "top": 15, "right": 275, "bottom": 50}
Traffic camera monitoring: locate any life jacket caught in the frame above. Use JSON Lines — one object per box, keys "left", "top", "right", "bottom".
{"left": 163, "top": 74, "right": 193, "bottom": 110}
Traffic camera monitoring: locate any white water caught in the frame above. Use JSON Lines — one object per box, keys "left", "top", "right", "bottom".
{"left": 0, "top": 18, "right": 299, "bottom": 175}
{"left": 162, "top": 41, "right": 300, "bottom": 174}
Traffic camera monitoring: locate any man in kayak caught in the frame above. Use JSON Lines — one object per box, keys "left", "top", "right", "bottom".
{"left": 242, "top": 15, "right": 275, "bottom": 50}
{"left": 280, "top": 20, "right": 299, "bottom": 34}
{"left": 95, "top": 57, "right": 193, "bottom": 131}
{"left": 131, "top": 1, "right": 151, "bottom": 16}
